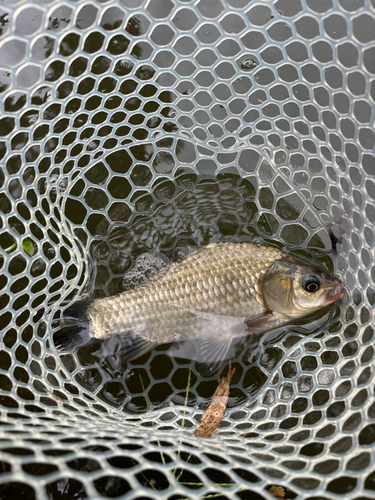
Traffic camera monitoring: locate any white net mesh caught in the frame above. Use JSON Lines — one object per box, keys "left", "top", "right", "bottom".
{"left": 0, "top": 0, "right": 375, "bottom": 498}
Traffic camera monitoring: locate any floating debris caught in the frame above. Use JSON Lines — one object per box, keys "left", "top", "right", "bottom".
{"left": 193, "top": 360, "right": 235, "bottom": 438}
{"left": 269, "top": 485, "right": 286, "bottom": 499}
{"left": 240, "top": 57, "right": 258, "bottom": 71}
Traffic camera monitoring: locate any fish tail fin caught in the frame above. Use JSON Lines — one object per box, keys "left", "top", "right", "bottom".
{"left": 53, "top": 324, "right": 93, "bottom": 351}
{"left": 53, "top": 299, "right": 94, "bottom": 352}
{"left": 62, "top": 299, "right": 92, "bottom": 323}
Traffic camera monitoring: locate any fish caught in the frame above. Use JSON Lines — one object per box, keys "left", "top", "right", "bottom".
{"left": 55, "top": 242, "right": 345, "bottom": 374}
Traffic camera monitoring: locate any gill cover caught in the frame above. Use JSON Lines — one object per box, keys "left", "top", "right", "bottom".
{"left": 261, "top": 258, "right": 342, "bottom": 319}
{"left": 261, "top": 259, "right": 295, "bottom": 315}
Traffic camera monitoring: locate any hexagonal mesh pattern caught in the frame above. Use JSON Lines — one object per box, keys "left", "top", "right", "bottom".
{"left": 0, "top": 0, "right": 375, "bottom": 498}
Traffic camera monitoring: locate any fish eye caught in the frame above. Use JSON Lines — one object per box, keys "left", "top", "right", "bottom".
{"left": 303, "top": 275, "right": 321, "bottom": 293}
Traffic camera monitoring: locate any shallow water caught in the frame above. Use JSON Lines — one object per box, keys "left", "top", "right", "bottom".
{"left": 57, "top": 170, "right": 341, "bottom": 414}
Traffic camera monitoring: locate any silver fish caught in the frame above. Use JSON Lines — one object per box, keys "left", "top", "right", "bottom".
{"left": 57, "top": 242, "right": 344, "bottom": 372}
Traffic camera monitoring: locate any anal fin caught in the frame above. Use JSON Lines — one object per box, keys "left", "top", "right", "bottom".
{"left": 118, "top": 334, "right": 158, "bottom": 362}
{"left": 195, "top": 334, "right": 233, "bottom": 377}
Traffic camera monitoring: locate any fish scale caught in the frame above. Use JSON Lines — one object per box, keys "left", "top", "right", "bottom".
{"left": 86, "top": 242, "right": 284, "bottom": 341}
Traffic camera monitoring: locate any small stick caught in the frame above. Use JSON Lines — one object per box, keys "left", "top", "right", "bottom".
{"left": 44, "top": 388, "right": 69, "bottom": 406}
{"left": 193, "top": 360, "right": 235, "bottom": 438}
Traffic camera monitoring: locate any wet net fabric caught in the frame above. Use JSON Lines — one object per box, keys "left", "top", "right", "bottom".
{"left": 0, "top": 0, "right": 375, "bottom": 498}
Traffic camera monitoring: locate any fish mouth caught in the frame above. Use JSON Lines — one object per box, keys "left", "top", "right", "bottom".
{"left": 326, "top": 280, "right": 345, "bottom": 302}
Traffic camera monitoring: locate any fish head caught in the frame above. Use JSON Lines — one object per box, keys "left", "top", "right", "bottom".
{"left": 261, "top": 257, "right": 345, "bottom": 319}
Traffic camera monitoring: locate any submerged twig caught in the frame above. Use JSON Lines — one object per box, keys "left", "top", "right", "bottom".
{"left": 180, "top": 367, "right": 191, "bottom": 429}
{"left": 175, "top": 367, "right": 192, "bottom": 474}
{"left": 138, "top": 372, "right": 149, "bottom": 411}
{"left": 43, "top": 388, "right": 69, "bottom": 406}
{"left": 193, "top": 360, "right": 235, "bottom": 438}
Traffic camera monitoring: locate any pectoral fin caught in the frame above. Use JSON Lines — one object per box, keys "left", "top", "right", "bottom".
{"left": 244, "top": 312, "right": 276, "bottom": 333}
{"left": 245, "top": 311, "right": 291, "bottom": 335}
